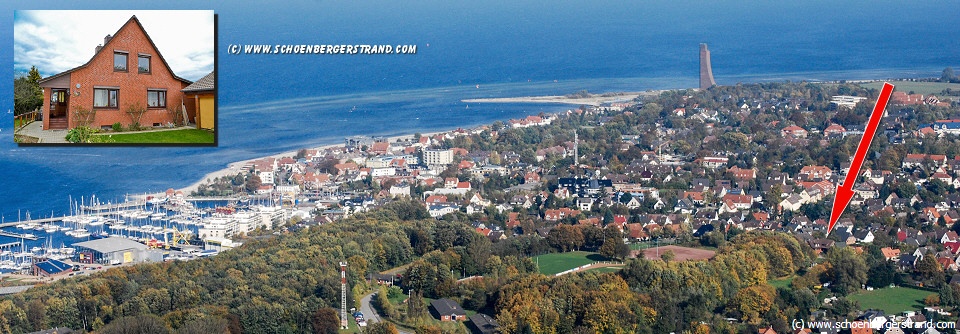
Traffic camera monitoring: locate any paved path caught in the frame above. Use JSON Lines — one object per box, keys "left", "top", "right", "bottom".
{"left": 16, "top": 121, "right": 68, "bottom": 143}
{"left": 359, "top": 292, "right": 413, "bottom": 334}
{"left": 359, "top": 292, "right": 383, "bottom": 324}
{"left": 16, "top": 121, "right": 196, "bottom": 144}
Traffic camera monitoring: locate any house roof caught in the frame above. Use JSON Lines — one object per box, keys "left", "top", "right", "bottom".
{"left": 183, "top": 71, "right": 215, "bottom": 92}
{"left": 35, "top": 259, "right": 72, "bottom": 275}
{"left": 26, "top": 327, "right": 77, "bottom": 334}
{"left": 468, "top": 313, "right": 499, "bottom": 334}
{"left": 0, "top": 285, "right": 32, "bottom": 295}
{"left": 73, "top": 237, "right": 148, "bottom": 253}
{"left": 39, "top": 15, "right": 193, "bottom": 86}
{"left": 430, "top": 298, "right": 466, "bottom": 316}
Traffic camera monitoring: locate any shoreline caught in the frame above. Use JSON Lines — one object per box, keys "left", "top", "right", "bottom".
{"left": 169, "top": 131, "right": 452, "bottom": 197}
{"left": 462, "top": 90, "right": 666, "bottom": 106}
{"left": 166, "top": 88, "right": 678, "bottom": 200}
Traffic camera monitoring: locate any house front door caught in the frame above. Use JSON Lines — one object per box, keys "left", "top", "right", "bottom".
{"left": 48, "top": 89, "right": 69, "bottom": 130}
{"left": 51, "top": 89, "right": 68, "bottom": 117}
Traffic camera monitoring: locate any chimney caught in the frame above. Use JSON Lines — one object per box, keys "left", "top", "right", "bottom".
{"left": 104, "top": 34, "right": 112, "bottom": 46}
{"left": 95, "top": 44, "right": 102, "bottom": 54}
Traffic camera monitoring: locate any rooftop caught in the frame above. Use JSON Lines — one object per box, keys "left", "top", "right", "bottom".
{"left": 73, "top": 237, "right": 148, "bottom": 253}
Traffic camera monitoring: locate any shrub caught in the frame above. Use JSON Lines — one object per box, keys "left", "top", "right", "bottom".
{"left": 65, "top": 126, "right": 97, "bottom": 143}
{"left": 112, "top": 122, "right": 123, "bottom": 132}
{"left": 125, "top": 101, "right": 147, "bottom": 128}
{"left": 72, "top": 105, "right": 96, "bottom": 127}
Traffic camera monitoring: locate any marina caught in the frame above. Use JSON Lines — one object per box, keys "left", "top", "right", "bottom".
{"left": 0, "top": 194, "right": 280, "bottom": 274}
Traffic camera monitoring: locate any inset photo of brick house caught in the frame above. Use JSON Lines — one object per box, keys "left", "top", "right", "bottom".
{"left": 13, "top": 10, "right": 215, "bottom": 145}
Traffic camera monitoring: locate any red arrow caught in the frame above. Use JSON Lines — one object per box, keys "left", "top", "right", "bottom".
{"left": 828, "top": 82, "right": 895, "bottom": 234}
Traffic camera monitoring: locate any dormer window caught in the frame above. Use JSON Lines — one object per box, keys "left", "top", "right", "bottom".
{"left": 114, "top": 51, "right": 128, "bottom": 71}
{"left": 138, "top": 54, "right": 151, "bottom": 73}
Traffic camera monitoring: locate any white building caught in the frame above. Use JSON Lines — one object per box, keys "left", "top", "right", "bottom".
{"left": 257, "top": 205, "right": 285, "bottom": 229}
{"left": 389, "top": 183, "right": 411, "bottom": 197}
{"left": 233, "top": 211, "right": 263, "bottom": 235}
{"left": 371, "top": 167, "right": 397, "bottom": 177}
{"left": 199, "top": 216, "right": 238, "bottom": 239}
{"left": 830, "top": 95, "right": 867, "bottom": 109}
{"left": 423, "top": 149, "right": 454, "bottom": 166}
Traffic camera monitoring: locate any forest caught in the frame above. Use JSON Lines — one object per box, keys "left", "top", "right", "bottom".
{"left": 0, "top": 197, "right": 818, "bottom": 334}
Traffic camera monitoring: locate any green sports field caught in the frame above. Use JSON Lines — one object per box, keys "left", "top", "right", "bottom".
{"left": 861, "top": 81, "right": 960, "bottom": 96}
{"left": 533, "top": 251, "right": 608, "bottom": 275}
{"left": 847, "top": 286, "right": 935, "bottom": 314}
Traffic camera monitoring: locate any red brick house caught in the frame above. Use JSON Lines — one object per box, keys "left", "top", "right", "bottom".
{"left": 38, "top": 15, "right": 192, "bottom": 130}
{"left": 430, "top": 298, "right": 466, "bottom": 322}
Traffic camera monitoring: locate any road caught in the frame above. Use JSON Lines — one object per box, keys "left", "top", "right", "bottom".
{"left": 359, "top": 292, "right": 383, "bottom": 324}
{"left": 359, "top": 292, "right": 413, "bottom": 334}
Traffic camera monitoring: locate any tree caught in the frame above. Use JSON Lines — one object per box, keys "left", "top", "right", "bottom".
{"left": 546, "top": 225, "right": 585, "bottom": 252}
{"left": 599, "top": 238, "right": 629, "bottom": 261}
{"left": 13, "top": 66, "right": 43, "bottom": 116}
{"left": 407, "top": 290, "right": 427, "bottom": 320}
{"left": 366, "top": 321, "right": 399, "bottom": 334}
{"left": 375, "top": 286, "right": 399, "bottom": 319}
{"left": 660, "top": 250, "right": 675, "bottom": 262}
{"left": 942, "top": 67, "right": 958, "bottom": 83}
{"left": 730, "top": 285, "right": 776, "bottom": 325}
{"left": 915, "top": 255, "right": 944, "bottom": 283}
{"left": 866, "top": 261, "right": 901, "bottom": 288}
{"left": 824, "top": 247, "right": 868, "bottom": 295}
{"left": 176, "top": 317, "right": 229, "bottom": 334}
{"left": 311, "top": 308, "right": 340, "bottom": 334}
{"left": 581, "top": 226, "right": 604, "bottom": 251}
{"left": 244, "top": 173, "right": 262, "bottom": 193}
{"left": 26, "top": 299, "right": 45, "bottom": 332}
{"left": 100, "top": 314, "right": 172, "bottom": 334}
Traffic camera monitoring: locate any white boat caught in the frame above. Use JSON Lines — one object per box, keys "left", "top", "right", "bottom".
{"left": 22, "top": 233, "right": 37, "bottom": 239}
{"left": 59, "top": 247, "right": 75, "bottom": 255}
{"left": 15, "top": 223, "right": 27, "bottom": 229}
{"left": 44, "top": 225, "right": 59, "bottom": 233}
{"left": 71, "top": 230, "right": 91, "bottom": 238}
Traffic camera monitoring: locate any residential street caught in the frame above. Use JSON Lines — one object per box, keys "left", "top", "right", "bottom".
{"left": 359, "top": 292, "right": 413, "bottom": 334}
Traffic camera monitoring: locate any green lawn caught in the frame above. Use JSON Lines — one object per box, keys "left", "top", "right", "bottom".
{"left": 584, "top": 266, "right": 623, "bottom": 274}
{"left": 861, "top": 80, "right": 960, "bottom": 96}
{"left": 533, "top": 251, "right": 608, "bottom": 275}
{"left": 848, "top": 287, "right": 935, "bottom": 314}
{"left": 96, "top": 128, "right": 214, "bottom": 144}
{"left": 769, "top": 276, "right": 795, "bottom": 290}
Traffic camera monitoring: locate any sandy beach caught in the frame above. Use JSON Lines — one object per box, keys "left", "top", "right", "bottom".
{"left": 462, "top": 90, "right": 668, "bottom": 106}
{"left": 172, "top": 131, "right": 448, "bottom": 196}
